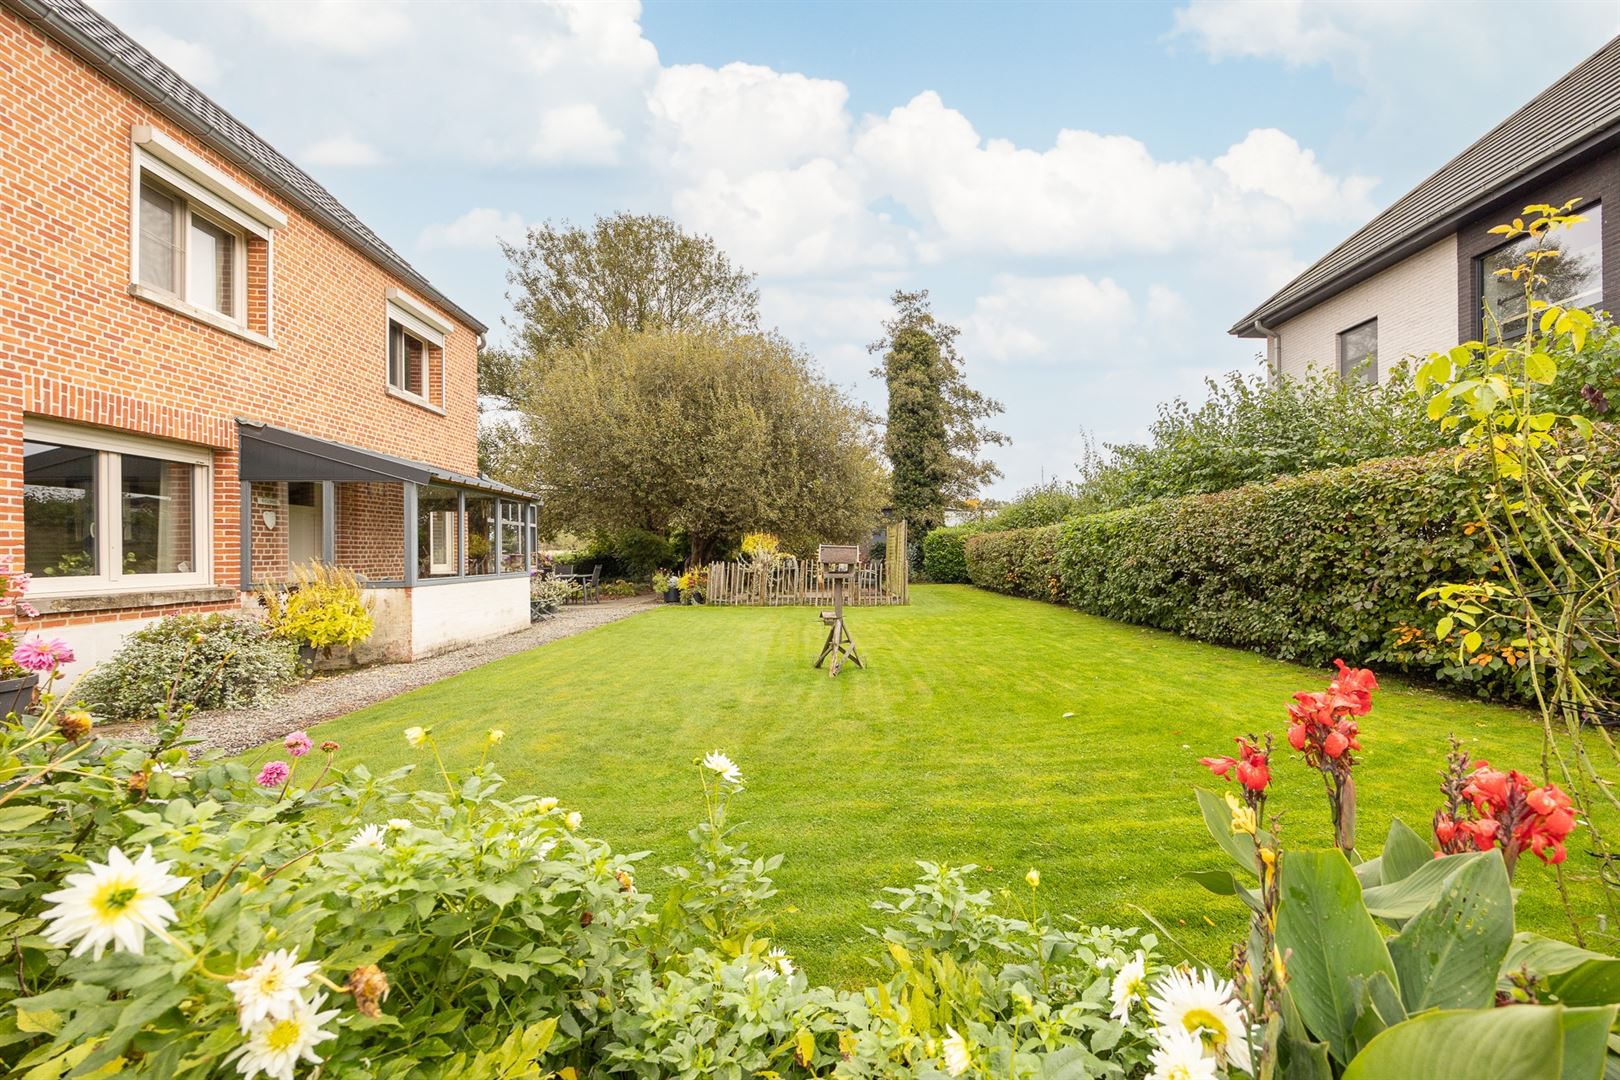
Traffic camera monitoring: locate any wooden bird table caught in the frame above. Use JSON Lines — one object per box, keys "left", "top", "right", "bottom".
{"left": 814, "top": 544, "right": 865, "bottom": 677}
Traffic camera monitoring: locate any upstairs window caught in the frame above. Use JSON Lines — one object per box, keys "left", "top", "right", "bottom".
{"left": 130, "top": 125, "right": 285, "bottom": 341}
{"left": 384, "top": 289, "right": 452, "bottom": 410}
{"left": 138, "top": 178, "right": 241, "bottom": 320}
{"left": 1480, "top": 201, "right": 1603, "bottom": 340}
{"left": 1337, "top": 319, "right": 1378, "bottom": 385}
{"left": 388, "top": 321, "right": 428, "bottom": 398}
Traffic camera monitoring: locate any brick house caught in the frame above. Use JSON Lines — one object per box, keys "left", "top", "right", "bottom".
{"left": 2, "top": 0, "right": 539, "bottom": 681}
{"left": 1231, "top": 35, "right": 1620, "bottom": 383}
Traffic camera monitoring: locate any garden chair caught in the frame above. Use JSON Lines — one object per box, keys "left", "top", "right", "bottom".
{"left": 580, "top": 565, "right": 601, "bottom": 603}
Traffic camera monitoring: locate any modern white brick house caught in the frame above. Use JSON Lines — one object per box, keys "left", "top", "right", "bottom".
{"left": 1232, "top": 36, "right": 1620, "bottom": 383}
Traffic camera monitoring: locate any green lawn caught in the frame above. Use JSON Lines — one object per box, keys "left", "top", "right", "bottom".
{"left": 286, "top": 585, "right": 1596, "bottom": 984}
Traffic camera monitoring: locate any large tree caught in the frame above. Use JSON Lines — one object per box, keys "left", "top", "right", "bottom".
{"left": 502, "top": 328, "right": 887, "bottom": 566}
{"left": 869, "top": 290, "right": 1006, "bottom": 536}
{"left": 497, "top": 213, "right": 760, "bottom": 379}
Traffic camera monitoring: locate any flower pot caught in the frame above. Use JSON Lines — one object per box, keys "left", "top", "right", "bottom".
{"left": 664, "top": 587, "right": 680, "bottom": 604}
{"left": 0, "top": 672, "right": 39, "bottom": 720}
{"left": 296, "top": 645, "right": 318, "bottom": 679}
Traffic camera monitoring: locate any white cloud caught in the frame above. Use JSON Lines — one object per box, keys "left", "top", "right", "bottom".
{"left": 965, "top": 274, "right": 1136, "bottom": 365}
{"left": 1169, "top": 0, "right": 1375, "bottom": 76}
{"left": 650, "top": 62, "right": 850, "bottom": 175}
{"left": 418, "top": 208, "right": 527, "bottom": 251}
{"left": 673, "top": 159, "right": 908, "bottom": 276}
{"left": 1214, "top": 128, "right": 1375, "bottom": 219}
{"left": 531, "top": 104, "right": 625, "bottom": 166}
{"left": 853, "top": 92, "right": 1373, "bottom": 261}
{"left": 301, "top": 134, "right": 384, "bottom": 168}
{"left": 242, "top": 0, "right": 413, "bottom": 56}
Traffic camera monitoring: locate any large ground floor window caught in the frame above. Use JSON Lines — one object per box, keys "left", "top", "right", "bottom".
{"left": 23, "top": 419, "right": 212, "bottom": 592}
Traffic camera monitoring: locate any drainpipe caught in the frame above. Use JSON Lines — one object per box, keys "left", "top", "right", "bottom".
{"left": 1250, "top": 317, "right": 1282, "bottom": 384}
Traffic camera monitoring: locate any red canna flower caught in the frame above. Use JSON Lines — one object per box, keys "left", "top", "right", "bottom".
{"left": 1237, "top": 755, "right": 1270, "bottom": 793}
{"left": 1328, "top": 659, "right": 1379, "bottom": 716}
{"left": 1322, "top": 730, "right": 1348, "bottom": 758}
{"left": 1287, "top": 723, "right": 1308, "bottom": 751}
{"left": 1201, "top": 756, "right": 1238, "bottom": 780}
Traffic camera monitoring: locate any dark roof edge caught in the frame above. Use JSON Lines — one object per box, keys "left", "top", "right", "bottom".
{"left": 237, "top": 419, "right": 539, "bottom": 500}
{"left": 5, "top": 0, "right": 489, "bottom": 337}
{"left": 1230, "top": 52, "right": 1620, "bottom": 337}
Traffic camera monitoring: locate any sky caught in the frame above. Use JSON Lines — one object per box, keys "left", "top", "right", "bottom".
{"left": 95, "top": 0, "right": 1620, "bottom": 497}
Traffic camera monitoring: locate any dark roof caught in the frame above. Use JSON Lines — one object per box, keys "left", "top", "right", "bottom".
{"left": 238, "top": 420, "right": 537, "bottom": 500}
{"left": 4, "top": 0, "right": 487, "bottom": 335}
{"left": 1232, "top": 34, "right": 1620, "bottom": 337}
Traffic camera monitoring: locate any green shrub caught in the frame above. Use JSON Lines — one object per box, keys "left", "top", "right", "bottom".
{"left": 965, "top": 444, "right": 1619, "bottom": 701}
{"left": 258, "top": 562, "right": 375, "bottom": 654}
{"left": 73, "top": 613, "right": 298, "bottom": 721}
{"left": 1076, "top": 362, "right": 1448, "bottom": 511}
{"left": 920, "top": 522, "right": 982, "bottom": 582}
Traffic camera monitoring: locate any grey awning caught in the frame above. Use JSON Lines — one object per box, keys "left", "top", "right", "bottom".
{"left": 236, "top": 421, "right": 537, "bottom": 499}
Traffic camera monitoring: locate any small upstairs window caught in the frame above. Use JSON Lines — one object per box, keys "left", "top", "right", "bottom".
{"left": 137, "top": 178, "right": 241, "bottom": 320}
{"left": 130, "top": 125, "right": 285, "bottom": 343}
{"left": 1337, "top": 319, "right": 1378, "bottom": 385}
{"left": 384, "top": 289, "right": 452, "bottom": 410}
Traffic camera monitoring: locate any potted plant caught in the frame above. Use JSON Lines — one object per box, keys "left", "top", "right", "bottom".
{"left": 654, "top": 569, "right": 680, "bottom": 604}
{"left": 0, "top": 555, "right": 67, "bottom": 718}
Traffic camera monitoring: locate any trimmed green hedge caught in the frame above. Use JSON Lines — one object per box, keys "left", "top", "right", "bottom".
{"left": 963, "top": 451, "right": 1532, "bottom": 697}
{"left": 921, "top": 522, "right": 983, "bottom": 583}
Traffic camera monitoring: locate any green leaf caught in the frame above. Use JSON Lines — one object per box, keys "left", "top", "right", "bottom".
{"left": 1389, "top": 851, "right": 1513, "bottom": 1011}
{"left": 1502, "top": 933, "right": 1620, "bottom": 1007}
{"left": 0, "top": 806, "right": 55, "bottom": 831}
{"left": 1379, "top": 818, "right": 1433, "bottom": 885}
{"left": 1362, "top": 852, "right": 1487, "bottom": 920}
{"left": 1276, "top": 850, "right": 1398, "bottom": 1065}
{"left": 1463, "top": 630, "right": 1483, "bottom": 653}
{"left": 1435, "top": 615, "right": 1454, "bottom": 641}
{"left": 1343, "top": 1005, "right": 1617, "bottom": 1080}
{"left": 1526, "top": 351, "right": 1557, "bottom": 384}
{"left": 1347, "top": 971, "right": 1407, "bottom": 1058}
{"left": 1195, "top": 787, "right": 1258, "bottom": 876}
{"left": 1183, "top": 869, "right": 1261, "bottom": 910}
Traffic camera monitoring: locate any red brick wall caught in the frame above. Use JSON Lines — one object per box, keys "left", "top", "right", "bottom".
{"left": 334, "top": 482, "right": 405, "bottom": 581}
{"left": 0, "top": 10, "right": 481, "bottom": 628}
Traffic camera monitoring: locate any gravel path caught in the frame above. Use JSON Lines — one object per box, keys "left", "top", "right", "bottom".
{"left": 171, "top": 597, "right": 656, "bottom": 753}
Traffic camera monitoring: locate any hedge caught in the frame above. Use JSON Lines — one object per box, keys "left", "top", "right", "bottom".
{"left": 921, "top": 522, "right": 983, "bottom": 582}
{"left": 963, "top": 449, "right": 1580, "bottom": 699}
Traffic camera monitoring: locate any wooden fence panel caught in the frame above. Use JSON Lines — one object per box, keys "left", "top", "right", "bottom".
{"left": 703, "top": 535, "right": 909, "bottom": 606}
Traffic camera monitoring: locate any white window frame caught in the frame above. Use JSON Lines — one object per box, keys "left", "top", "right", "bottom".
{"left": 384, "top": 290, "right": 451, "bottom": 412}
{"left": 129, "top": 125, "right": 284, "bottom": 346}
{"left": 23, "top": 419, "right": 213, "bottom": 597}
{"left": 426, "top": 510, "right": 456, "bottom": 575}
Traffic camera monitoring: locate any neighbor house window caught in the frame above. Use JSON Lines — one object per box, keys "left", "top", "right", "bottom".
{"left": 137, "top": 178, "right": 242, "bottom": 320}
{"left": 384, "top": 290, "right": 452, "bottom": 408}
{"left": 1337, "top": 319, "right": 1378, "bottom": 385}
{"left": 525, "top": 505, "right": 539, "bottom": 570}
{"left": 1480, "top": 202, "right": 1603, "bottom": 340}
{"left": 23, "top": 420, "right": 211, "bottom": 592}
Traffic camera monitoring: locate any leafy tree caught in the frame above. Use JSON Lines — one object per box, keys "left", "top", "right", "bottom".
{"left": 869, "top": 290, "right": 1006, "bottom": 536}
{"left": 500, "top": 328, "right": 887, "bottom": 566}
{"left": 498, "top": 212, "right": 759, "bottom": 375}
